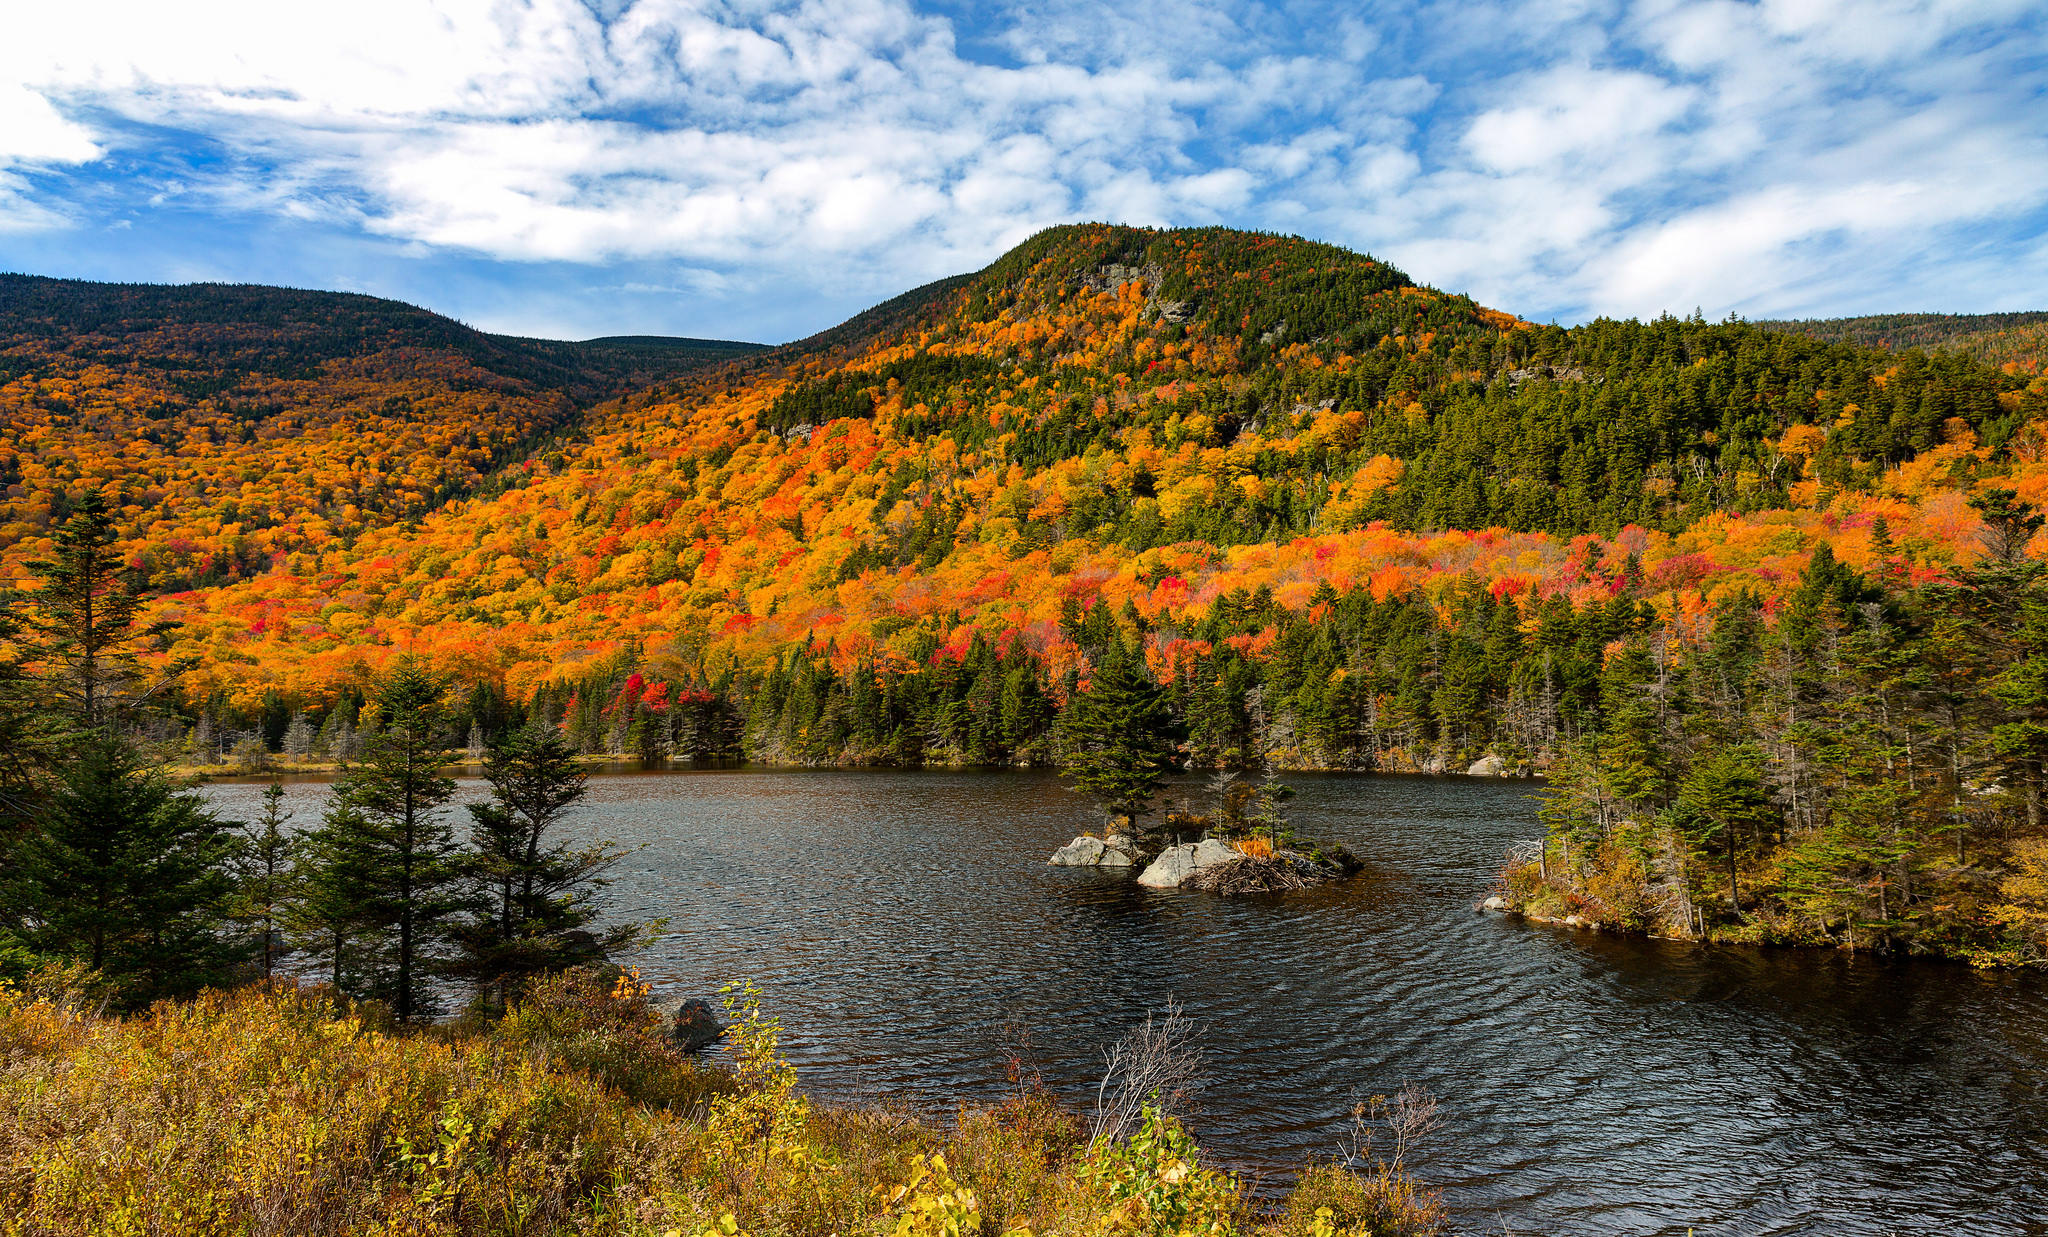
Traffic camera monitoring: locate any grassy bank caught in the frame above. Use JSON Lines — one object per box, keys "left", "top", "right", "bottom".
{"left": 0, "top": 968, "right": 1441, "bottom": 1237}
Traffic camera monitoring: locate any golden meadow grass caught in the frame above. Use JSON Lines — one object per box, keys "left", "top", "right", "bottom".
{"left": 0, "top": 969, "right": 1440, "bottom": 1237}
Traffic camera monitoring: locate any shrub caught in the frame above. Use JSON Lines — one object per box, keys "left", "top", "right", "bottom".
{"left": 488, "top": 966, "right": 730, "bottom": 1113}
{"left": 1274, "top": 1163, "right": 1444, "bottom": 1237}
{"left": 0, "top": 979, "right": 651, "bottom": 1234}
{"left": 0, "top": 974, "right": 1448, "bottom": 1237}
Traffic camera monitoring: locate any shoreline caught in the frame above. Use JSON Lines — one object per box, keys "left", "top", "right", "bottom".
{"left": 178, "top": 752, "right": 1550, "bottom": 785}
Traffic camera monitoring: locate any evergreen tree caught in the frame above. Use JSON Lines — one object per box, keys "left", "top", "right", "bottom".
{"left": 1672, "top": 745, "right": 1777, "bottom": 915}
{"left": 321, "top": 661, "right": 463, "bottom": 1021}
{"left": 1060, "top": 640, "right": 1177, "bottom": 832}
{"left": 453, "top": 721, "right": 635, "bottom": 1009}
{"left": 0, "top": 731, "right": 237, "bottom": 1006}
{"left": 227, "top": 781, "right": 297, "bottom": 980}
{"left": 13, "top": 490, "right": 175, "bottom": 726}
{"left": 0, "top": 604, "right": 59, "bottom": 840}
{"left": 288, "top": 795, "right": 379, "bottom": 996}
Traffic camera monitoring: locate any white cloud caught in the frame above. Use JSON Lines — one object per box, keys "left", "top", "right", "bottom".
{"left": 0, "top": 84, "right": 101, "bottom": 164}
{"left": 0, "top": 0, "right": 2042, "bottom": 333}
{"left": 1464, "top": 69, "right": 1695, "bottom": 173}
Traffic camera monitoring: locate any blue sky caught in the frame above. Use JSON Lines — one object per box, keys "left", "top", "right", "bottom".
{"left": 2, "top": 0, "right": 2044, "bottom": 343}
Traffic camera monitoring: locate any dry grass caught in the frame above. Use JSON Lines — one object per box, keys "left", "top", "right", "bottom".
{"left": 0, "top": 969, "right": 1444, "bottom": 1237}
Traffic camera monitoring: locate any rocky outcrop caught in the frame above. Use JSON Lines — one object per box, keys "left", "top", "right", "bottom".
{"left": 1050, "top": 834, "right": 1144, "bottom": 867}
{"left": 1136, "top": 838, "right": 1239, "bottom": 888}
{"left": 1466, "top": 755, "right": 1508, "bottom": 777}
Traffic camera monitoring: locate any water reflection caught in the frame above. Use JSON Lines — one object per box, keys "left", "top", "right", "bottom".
{"left": 202, "top": 768, "right": 2048, "bottom": 1236}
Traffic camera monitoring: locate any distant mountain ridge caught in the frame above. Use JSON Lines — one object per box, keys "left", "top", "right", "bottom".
{"left": 0, "top": 274, "right": 765, "bottom": 589}
{"left": 1757, "top": 309, "right": 2048, "bottom": 373}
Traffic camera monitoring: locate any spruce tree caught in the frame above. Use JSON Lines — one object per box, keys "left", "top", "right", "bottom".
{"left": 453, "top": 721, "right": 635, "bottom": 1009}
{"left": 0, "top": 604, "right": 59, "bottom": 839}
{"left": 0, "top": 731, "right": 237, "bottom": 1006}
{"left": 322, "top": 661, "right": 463, "bottom": 1021}
{"left": 288, "top": 795, "right": 378, "bottom": 996}
{"left": 1672, "top": 745, "right": 1777, "bottom": 915}
{"left": 228, "top": 781, "right": 297, "bottom": 980}
{"left": 14, "top": 490, "right": 176, "bottom": 726}
{"left": 0, "top": 489, "right": 234, "bottom": 1002}
{"left": 1061, "top": 640, "right": 1177, "bottom": 833}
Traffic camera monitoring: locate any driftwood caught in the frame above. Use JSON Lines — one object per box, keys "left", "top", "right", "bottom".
{"left": 1181, "top": 853, "right": 1341, "bottom": 894}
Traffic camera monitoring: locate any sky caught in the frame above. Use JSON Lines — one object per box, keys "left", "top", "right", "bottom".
{"left": 1, "top": 0, "right": 2044, "bottom": 344}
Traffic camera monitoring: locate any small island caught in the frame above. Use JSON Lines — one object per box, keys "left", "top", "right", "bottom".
{"left": 1047, "top": 643, "right": 1359, "bottom": 892}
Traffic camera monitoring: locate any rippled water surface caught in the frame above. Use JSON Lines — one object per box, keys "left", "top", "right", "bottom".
{"left": 203, "top": 769, "right": 2048, "bottom": 1235}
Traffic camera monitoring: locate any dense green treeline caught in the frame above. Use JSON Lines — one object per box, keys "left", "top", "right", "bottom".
{"left": 1758, "top": 309, "right": 2048, "bottom": 355}
{"left": 524, "top": 576, "right": 1638, "bottom": 779}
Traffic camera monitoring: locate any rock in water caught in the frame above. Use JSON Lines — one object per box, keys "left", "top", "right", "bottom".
{"left": 1049, "top": 836, "right": 1107, "bottom": 866}
{"left": 672, "top": 998, "right": 725, "bottom": 1051}
{"left": 1466, "top": 755, "right": 1508, "bottom": 777}
{"left": 1482, "top": 895, "right": 1508, "bottom": 911}
{"left": 1137, "top": 840, "right": 1241, "bottom": 888}
{"left": 1099, "top": 834, "right": 1141, "bottom": 866}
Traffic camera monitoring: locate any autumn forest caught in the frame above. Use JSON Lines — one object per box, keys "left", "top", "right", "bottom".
{"left": 7, "top": 224, "right": 2048, "bottom": 965}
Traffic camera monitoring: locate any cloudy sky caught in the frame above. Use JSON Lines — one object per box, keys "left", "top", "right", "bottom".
{"left": 2, "top": 0, "right": 2043, "bottom": 343}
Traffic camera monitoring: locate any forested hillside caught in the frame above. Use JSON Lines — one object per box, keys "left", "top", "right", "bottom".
{"left": 1760, "top": 310, "right": 2048, "bottom": 375}
{"left": 0, "top": 275, "right": 761, "bottom": 590}
{"left": 9, "top": 223, "right": 2048, "bottom": 961}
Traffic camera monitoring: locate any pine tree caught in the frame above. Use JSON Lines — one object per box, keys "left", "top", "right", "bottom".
{"left": 1060, "top": 640, "right": 1177, "bottom": 833}
{"left": 0, "top": 730, "right": 238, "bottom": 1006}
{"left": 453, "top": 722, "right": 635, "bottom": 1010}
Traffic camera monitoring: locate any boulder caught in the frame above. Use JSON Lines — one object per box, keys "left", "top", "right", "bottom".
{"left": 1099, "top": 834, "right": 1141, "bottom": 867}
{"left": 1482, "top": 895, "right": 1508, "bottom": 912}
{"left": 1049, "top": 836, "right": 1107, "bottom": 866}
{"left": 1466, "top": 755, "right": 1508, "bottom": 777}
{"left": 1137, "top": 839, "right": 1242, "bottom": 888}
{"left": 671, "top": 998, "right": 725, "bottom": 1051}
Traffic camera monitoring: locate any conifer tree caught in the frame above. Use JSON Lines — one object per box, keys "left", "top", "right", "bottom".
{"left": 453, "top": 721, "right": 635, "bottom": 1010}
{"left": 1672, "top": 745, "right": 1777, "bottom": 915}
{"left": 228, "top": 781, "right": 297, "bottom": 980}
{"left": 0, "top": 731, "right": 237, "bottom": 1006}
{"left": 13, "top": 490, "right": 176, "bottom": 726}
{"left": 1061, "top": 640, "right": 1177, "bottom": 833}
{"left": 0, "top": 605, "right": 58, "bottom": 840}
{"left": 320, "top": 661, "right": 463, "bottom": 1021}
{"left": 0, "top": 489, "right": 235, "bottom": 1002}
{"left": 288, "top": 795, "right": 378, "bottom": 996}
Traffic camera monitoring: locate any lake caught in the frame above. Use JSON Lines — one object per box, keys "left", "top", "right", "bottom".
{"left": 200, "top": 768, "right": 2048, "bottom": 1236}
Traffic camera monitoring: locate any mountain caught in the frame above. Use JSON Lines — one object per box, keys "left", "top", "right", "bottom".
{"left": 0, "top": 274, "right": 763, "bottom": 589}
{"left": 127, "top": 222, "right": 2041, "bottom": 718}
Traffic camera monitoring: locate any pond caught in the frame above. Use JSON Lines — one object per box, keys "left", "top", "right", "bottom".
{"left": 201, "top": 768, "right": 2048, "bottom": 1236}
